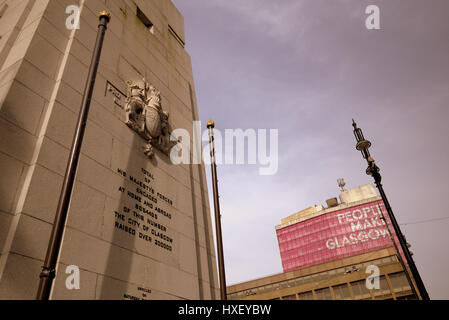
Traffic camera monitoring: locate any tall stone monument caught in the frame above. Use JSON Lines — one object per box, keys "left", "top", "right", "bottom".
{"left": 0, "top": 0, "right": 219, "bottom": 299}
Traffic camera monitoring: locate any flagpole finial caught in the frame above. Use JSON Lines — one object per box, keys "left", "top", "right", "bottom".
{"left": 207, "top": 120, "right": 215, "bottom": 129}
{"left": 99, "top": 11, "right": 111, "bottom": 22}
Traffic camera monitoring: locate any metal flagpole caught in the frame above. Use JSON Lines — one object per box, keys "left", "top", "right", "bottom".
{"left": 36, "top": 11, "right": 111, "bottom": 300}
{"left": 207, "top": 120, "right": 227, "bottom": 300}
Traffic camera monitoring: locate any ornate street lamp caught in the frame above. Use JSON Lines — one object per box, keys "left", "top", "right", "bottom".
{"left": 352, "top": 119, "right": 430, "bottom": 300}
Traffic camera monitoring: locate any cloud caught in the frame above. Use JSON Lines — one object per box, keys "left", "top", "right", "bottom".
{"left": 199, "top": 0, "right": 306, "bottom": 40}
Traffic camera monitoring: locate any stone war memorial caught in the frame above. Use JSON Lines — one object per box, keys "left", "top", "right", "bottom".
{"left": 0, "top": 0, "right": 219, "bottom": 299}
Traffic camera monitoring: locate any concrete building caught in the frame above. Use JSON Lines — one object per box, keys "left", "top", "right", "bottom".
{"left": 228, "top": 185, "right": 416, "bottom": 300}
{"left": 0, "top": 0, "right": 218, "bottom": 299}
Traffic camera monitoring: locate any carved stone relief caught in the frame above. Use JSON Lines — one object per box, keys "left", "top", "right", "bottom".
{"left": 124, "top": 79, "right": 177, "bottom": 158}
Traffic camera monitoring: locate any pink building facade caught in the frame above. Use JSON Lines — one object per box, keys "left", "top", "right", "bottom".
{"left": 277, "top": 199, "right": 405, "bottom": 272}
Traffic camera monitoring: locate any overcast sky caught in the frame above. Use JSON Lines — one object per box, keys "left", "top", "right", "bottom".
{"left": 172, "top": 0, "right": 449, "bottom": 299}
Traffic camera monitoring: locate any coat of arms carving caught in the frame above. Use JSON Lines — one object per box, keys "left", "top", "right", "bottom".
{"left": 125, "top": 79, "right": 176, "bottom": 158}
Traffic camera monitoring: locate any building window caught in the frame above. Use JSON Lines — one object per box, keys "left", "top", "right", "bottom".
{"left": 259, "top": 286, "right": 269, "bottom": 294}
{"left": 298, "top": 291, "right": 314, "bottom": 300}
{"left": 382, "top": 257, "right": 392, "bottom": 264}
{"left": 314, "top": 287, "right": 332, "bottom": 300}
{"left": 311, "top": 274, "right": 320, "bottom": 282}
{"left": 388, "top": 272, "right": 411, "bottom": 292}
{"left": 372, "top": 275, "right": 391, "bottom": 297}
{"left": 332, "top": 284, "right": 351, "bottom": 300}
{"left": 350, "top": 280, "right": 371, "bottom": 299}
{"left": 319, "top": 272, "right": 329, "bottom": 280}
{"left": 137, "top": 7, "right": 154, "bottom": 34}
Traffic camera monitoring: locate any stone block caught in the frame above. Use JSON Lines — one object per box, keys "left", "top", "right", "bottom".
{"left": 15, "top": 59, "right": 56, "bottom": 100}
{"left": 67, "top": 181, "right": 106, "bottom": 238}
{"left": 0, "top": 151, "right": 25, "bottom": 213}
{"left": 10, "top": 213, "right": 51, "bottom": 260}
{"left": 0, "top": 80, "right": 46, "bottom": 134}
{"left": 0, "top": 117, "right": 37, "bottom": 164}
{"left": 22, "top": 164, "right": 63, "bottom": 223}
{"left": 0, "top": 253, "right": 41, "bottom": 300}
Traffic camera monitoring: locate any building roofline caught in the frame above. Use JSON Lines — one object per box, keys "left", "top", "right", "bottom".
{"left": 275, "top": 195, "right": 382, "bottom": 230}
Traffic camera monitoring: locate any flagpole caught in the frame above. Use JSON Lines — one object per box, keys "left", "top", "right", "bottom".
{"left": 207, "top": 120, "right": 227, "bottom": 300}
{"left": 36, "top": 11, "right": 111, "bottom": 300}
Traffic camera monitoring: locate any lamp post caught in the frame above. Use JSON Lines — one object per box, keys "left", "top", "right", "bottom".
{"left": 36, "top": 11, "right": 111, "bottom": 300}
{"left": 207, "top": 120, "right": 227, "bottom": 300}
{"left": 351, "top": 119, "right": 430, "bottom": 300}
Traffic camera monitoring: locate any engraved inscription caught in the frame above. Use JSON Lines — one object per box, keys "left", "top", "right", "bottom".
{"left": 105, "top": 81, "right": 126, "bottom": 109}
{"left": 115, "top": 167, "right": 174, "bottom": 252}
